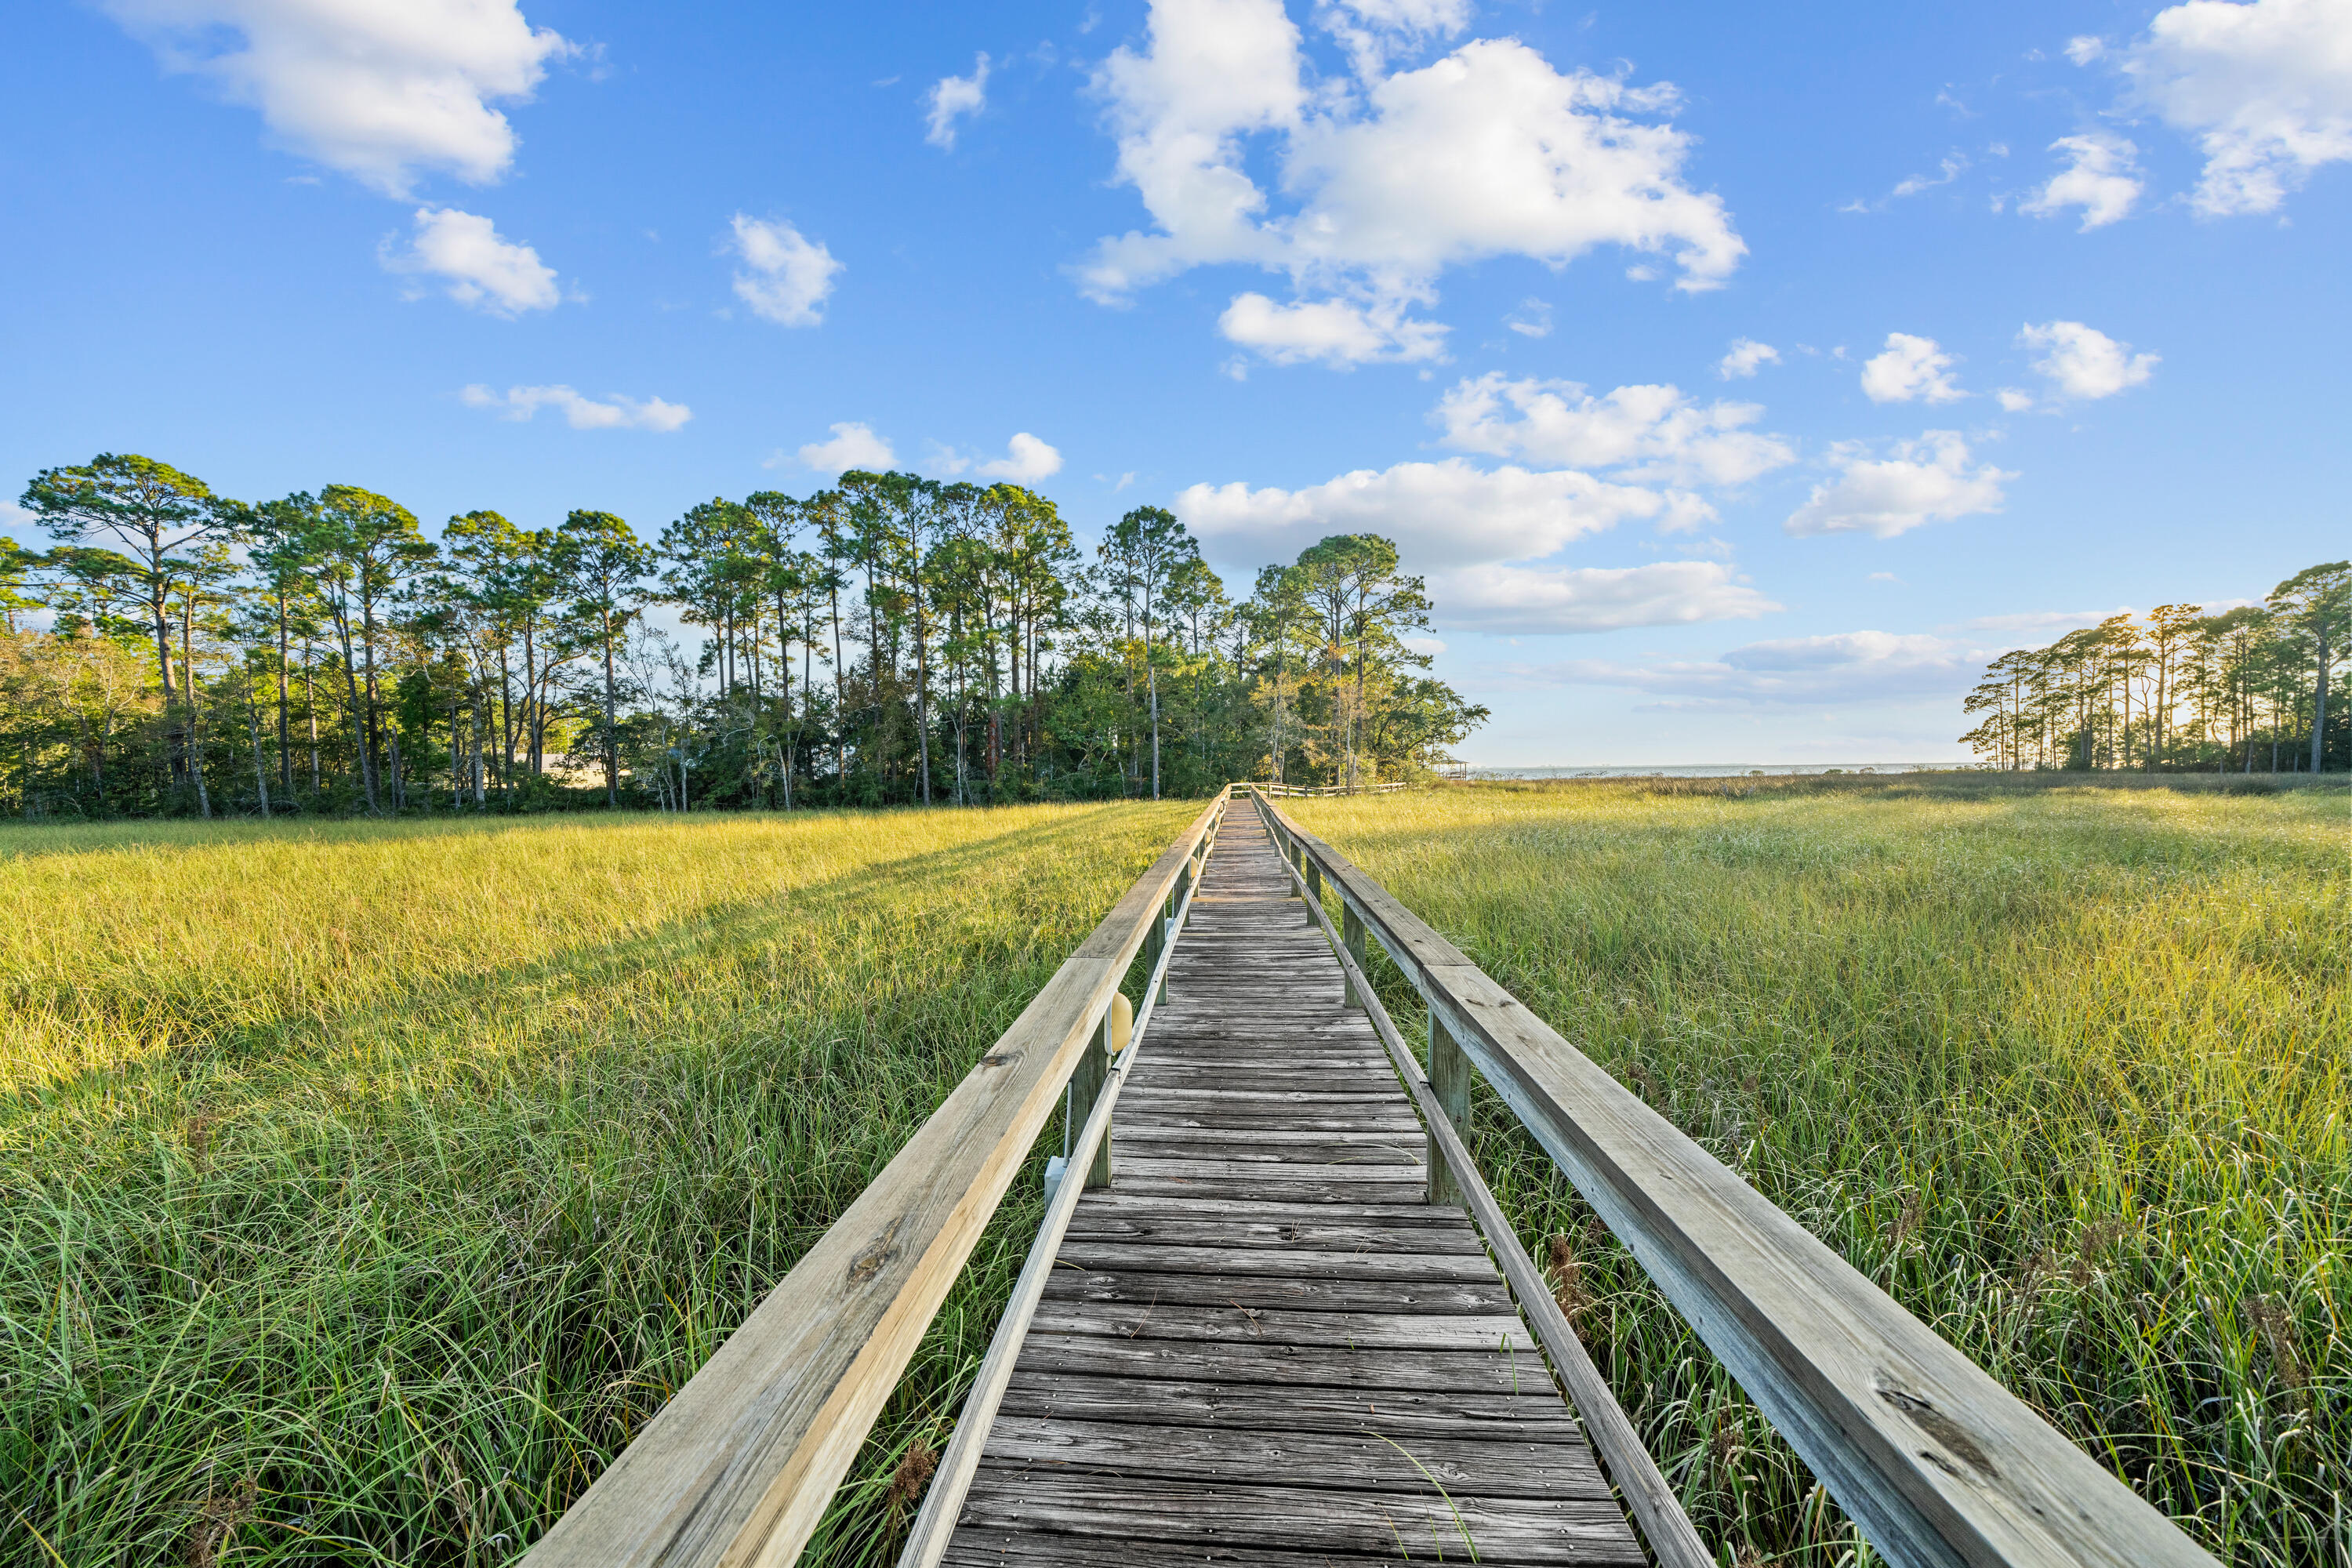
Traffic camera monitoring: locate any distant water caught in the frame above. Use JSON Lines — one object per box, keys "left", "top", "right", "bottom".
{"left": 1458, "top": 763, "right": 1947, "bottom": 779}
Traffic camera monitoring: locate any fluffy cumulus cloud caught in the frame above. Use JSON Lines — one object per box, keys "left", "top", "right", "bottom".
{"left": 1083, "top": 0, "right": 1744, "bottom": 366}
{"left": 382, "top": 207, "right": 558, "bottom": 315}
{"left": 1430, "top": 561, "right": 1778, "bottom": 634}
{"left": 978, "top": 432, "right": 1065, "bottom": 481}
{"left": 103, "top": 0, "right": 569, "bottom": 196}
{"left": 926, "top": 53, "right": 990, "bottom": 149}
{"left": 1435, "top": 373, "right": 1794, "bottom": 488}
{"left": 729, "top": 215, "right": 843, "bottom": 327}
{"left": 1860, "top": 332, "right": 1965, "bottom": 404}
{"left": 1785, "top": 433, "right": 2013, "bottom": 538}
{"left": 1219, "top": 292, "right": 1449, "bottom": 365}
{"left": 1716, "top": 338, "right": 1780, "bottom": 379}
{"left": 2020, "top": 133, "right": 2145, "bottom": 229}
{"left": 459, "top": 384, "right": 690, "bottom": 431}
{"left": 798, "top": 422, "right": 896, "bottom": 474}
{"left": 2019, "top": 320, "right": 2160, "bottom": 399}
{"left": 1177, "top": 459, "right": 1673, "bottom": 568}
{"left": 1522, "top": 630, "right": 1974, "bottom": 707}
{"left": 2119, "top": 0, "right": 2352, "bottom": 216}
{"left": 1174, "top": 458, "right": 1766, "bottom": 631}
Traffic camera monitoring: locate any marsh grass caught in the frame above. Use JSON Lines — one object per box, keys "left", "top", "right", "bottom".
{"left": 1295, "top": 776, "right": 2350, "bottom": 1566}
{"left": 0, "top": 803, "right": 1191, "bottom": 1566}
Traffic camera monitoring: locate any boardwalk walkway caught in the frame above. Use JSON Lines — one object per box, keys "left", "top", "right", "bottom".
{"left": 946, "top": 810, "right": 1643, "bottom": 1567}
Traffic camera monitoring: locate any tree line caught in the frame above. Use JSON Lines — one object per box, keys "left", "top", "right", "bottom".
{"left": 0, "top": 453, "right": 1488, "bottom": 818}
{"left": 1958, "top": 559, "right": 2348, "bottom": 772}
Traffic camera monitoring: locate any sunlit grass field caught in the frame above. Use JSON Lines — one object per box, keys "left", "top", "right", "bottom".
{"left": 1292, "top": 778, "right": 2349, "bottom": 1567}
{"left": 0, "top": 803, "right": 1192, "bottom": 1566}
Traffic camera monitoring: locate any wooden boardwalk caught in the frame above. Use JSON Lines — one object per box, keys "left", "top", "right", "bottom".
{"left": 946, "top": 811, "right": 1644, "bottom": 1567}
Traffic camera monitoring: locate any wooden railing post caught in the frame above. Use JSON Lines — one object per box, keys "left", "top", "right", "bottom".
{"left": 1070, "top": 992, "right": 1131, "bottom": 1189}
{"left": 1426, "top": 1007, "right": 1471, "bottom": 1205}
{"left": 1157, "top": 881, "right": 1178, "bottom": 1005}
{"left": 1302, "top": 858, "right": 1322, "bottom": 925}
{"left": 1341, "top": 904, "right": 1367, "bottom": 1008}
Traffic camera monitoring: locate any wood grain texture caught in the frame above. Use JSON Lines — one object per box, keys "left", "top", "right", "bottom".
{"left": 956, "top": 1473, "right": 1643, "bottom": 1566}
{"left": 996, "top": 1370, "right": 1589, "bottom": 1438}
{"left": 1258, "top": 795, "right": 2220, "bottom": 1568}
{"left": 978, "top": 1415, "right": 1611, "bottom": 1497}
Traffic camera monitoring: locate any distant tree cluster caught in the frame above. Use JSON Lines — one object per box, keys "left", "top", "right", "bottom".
{"left": 1960, "top": 561, "right": 2349, "bottom": 772}
{"left": 0, "top": 454, "right": 1487, "bottom": 818}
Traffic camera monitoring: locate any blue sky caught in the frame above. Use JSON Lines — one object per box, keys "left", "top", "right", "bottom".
{"left": 4, "top": 0, "right": 2346, "bottom": 764}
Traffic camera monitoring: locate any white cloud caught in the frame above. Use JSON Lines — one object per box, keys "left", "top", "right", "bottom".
{"left": 1504, "top": 299, "right": 1553, "bottom": 338}
{"left": 2020, "top": 133, "right": 2144, "bottom": 229}
{"left": 1518, "top": 630, "right": 1975, "bottom": 706}
{"left": 459, "top": 384, "right": 690, "bottom": 431}
{"left": 1891, "top": 153, "right": 1969, "bottom": 198}
{"left": 1436, "top": 373, "right": 1794, "bottom": 488}
{"left": 1403, "top": 633, "right": 1450, "bottom": 656}
{"left": 798, "top": 422, "right": 896, "bottom": 475}
{"left": 1319, "top": 0, "right": 1473, "bottom": 76}
{"left": 2066, "top": 36, "right": 2110, "bottom": 66}
{"left": 926, "top": 53, "right": 991, "bottom": 149}
{"left": 382, "top": 206, "right": 558, "bottom": 315}
{"left": 2119, "top": 0, "right": 2352, "bottom": 216}
{"left": 1175, "top": 457, "right": 1675, "bottom": 569}
{"left": 1717, "top": 338, "right": 1780, "bottom": 379}
{"left": 1083, "top": 0, "right": 1744, "bottom": 361}
{"left": 728, "top": 215, "right": 842, "bottom": 327}
{"left": 2019, "top": 319, "right": 2159, "bottom": 398}
{"left": 1432, "top": 560, "right": 1780, "bottom": 633}
{"left": 103, "top": 0, "right": 568, "bottom": 197}
{"left": 1860, "top": 332, "right": 1965, "bottom": 404}
{"left": 1219, "top": 291, "right": 1448, "bottom": 365}
{"left": 1996, "top": 387, "right": 2036, "bottom": 412}
{"left": 1785, "top": 432, "right": 2013, "bottom": 538}
{"left": 978, "top": 432, "right": 1065, "bottom": 481}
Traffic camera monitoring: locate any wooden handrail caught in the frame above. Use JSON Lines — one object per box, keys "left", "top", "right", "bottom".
{"left": 525, "top": 789, "right": 1232, "bottom": 1568}
{"left": 1247, "top": 779, "right": 1408, "bottom": 797}
{"left": 1250, "top": 791, "right": 2217, "bottom": 1568}
{"left": 897, "top": 808, "right": 1224, "bottom": 1568}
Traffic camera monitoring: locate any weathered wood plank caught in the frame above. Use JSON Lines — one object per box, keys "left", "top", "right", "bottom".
{"left": 1052, "top": 1243, "right": 1491, "bottom": 1283}
{"left": 1112, "top": 1155, "right": 1425, "bottom": 1182}
{"left": 1065, "top": 1190, "right": 1469, "bottom": 1225}
{"left": 996, "top": 1370, "right": 1586, "bottom": 1439}
{"left": 942, "top": 1530, "right": 1422, "bottom": 1568}
{"left": 1109, "top": 1175, "right": 1430, "bottom": 1206}
{"left": 955, "top": 1473, "right": 1644, "bottom": 1566}
{"left": 1117, "top": 1112, "right": 1425, "bottom": 1135}
{"left": 1008, "top": 1334, "right": 1559, "bottom": 1393}
{"left": 1039, "top": 1267, "right": 1512, "bottom": 1316}
{"left": 1109, "top": 1138, "right": 1424, "bottom": 1166}
{"left": 976, "top": 1416, "right": 1610, "bottom": 1499}
{"left": 1025, "top": 1305, "right": 1535, "bottom": 1350}
{"left": 1059, "top": 1212, "right": 1485, "bottom": 1253}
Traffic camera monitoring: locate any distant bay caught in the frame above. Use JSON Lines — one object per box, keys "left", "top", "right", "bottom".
{"left": 1456, "top": 763, "right": 1950, "bottom": 779}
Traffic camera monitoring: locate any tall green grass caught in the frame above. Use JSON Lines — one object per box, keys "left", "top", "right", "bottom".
{"left": 0, "top": 804, "right": 1191, "bottom": 1566}
{"left": 1294, "top": 777, "right": 2349, "bottom": 1567}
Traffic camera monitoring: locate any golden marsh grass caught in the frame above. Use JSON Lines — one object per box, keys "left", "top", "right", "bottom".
{"left": 1, "top": 803, "right": 1191, "bottom": 1566}
{"left": 1294, "top": 777, "right": 2349, "bottom": 1566}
